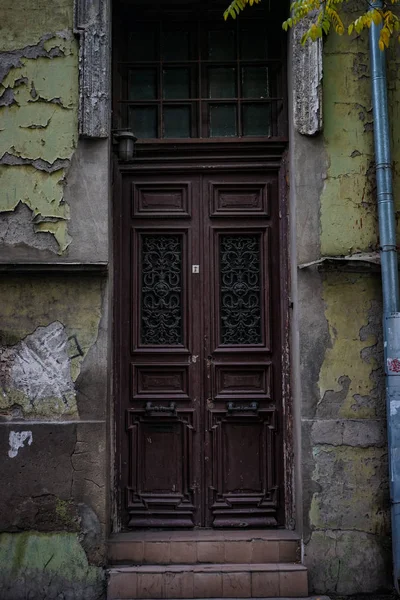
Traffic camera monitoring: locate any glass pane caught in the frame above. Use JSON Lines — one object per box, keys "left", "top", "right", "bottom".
{"left": 208, "top": 29, "right": 235, "bottom": 60}
{"left": 128, "top": 69, "right": 157, "bottom": 101}
{"left": 141, "top": 235, "right": 183, "bottom": 345}
{"left": 162, "top": 31, "right": 189, "bottom": 61}
{"left": 242, "top": 67, "right": 270, "bottom": 99}
{"left": 163, "top": 68, "right": 190, "bottom": 100}
{"left": 129, "top": 106, "right": 158, "bottom": 138}
{"left": 220, "top": 235, "right": 262, "bottom": 345}
{"left": 243, "top": 104, "right": 271, "bottom": 136}
{"left": 129, "top": 27, "right": 157, "bottom": 61}
{"left": 209, "top": 68, "right": 236, "bottom": 99}
{"left": 240, "top": 29, "right": 267, "bottom": 60}
{"left": 209, "top": 104, "right": 237, "bottom": 137}
{"left": 164, "top": 106, "right": 191, "bottom": 138}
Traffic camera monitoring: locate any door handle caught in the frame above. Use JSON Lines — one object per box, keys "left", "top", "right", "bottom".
{"left": 227, "top": 401, "right": 259, "bottom": 413}
{"left": 145, "top": 402, "right": 176, "bottom": 414}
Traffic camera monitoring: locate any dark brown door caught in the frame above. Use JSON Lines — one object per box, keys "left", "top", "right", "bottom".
{"left": 118, "top": 168, "right": 284, "bottom": 528}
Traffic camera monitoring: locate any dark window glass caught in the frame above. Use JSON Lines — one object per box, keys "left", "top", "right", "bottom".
{"left": 129, "top": 106, "right": 158, "bottom": 138}
{"left": 242, "top": 67, "right": 269, "bottom": 98}
{"left": 164, "top": 106, "right": 191, "bottom": 138}
{"left": 209, "top": 104, "right": 237, "bottom": 137}
{"left": 208, "top": 29, "right": 235, "bottom": 60}
{"left": 117, "top": 9, "right": 286, "bottom": 139}
{"left": 163, "top": 68, "right": 190, "bottom": 99}
{"left": 240, "top": 29, "right": 267, "bottom": 60}
{"left": 128, "top": 69, "right": 157, "bottom": 101}
{"left": 129, "top": 27, "right": 157, "bottom": 61}
{"left": 209, "top": 68, "right": 236, "bottom": 98}
{"left": 162, "top": 31, "right": 189, "bottom": 61}
{"left": 243, "top": 104, "right": 271, "bottom": 136}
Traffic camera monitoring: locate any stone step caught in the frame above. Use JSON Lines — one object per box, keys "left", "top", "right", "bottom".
{"left": 107, "top": 563, "right": 308, "bottom": 599}
{"left": 108, "top": 531, "right": 301, "bottom": 565}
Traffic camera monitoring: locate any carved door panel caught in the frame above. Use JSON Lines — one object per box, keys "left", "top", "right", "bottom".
{"left": 119, "top": 169, "right": 284, "bottom": 528}
{"left": 203, "top": 173, "right": 283, "bottom": 527}
{"left": 120, "top": 174, "right": 202, "bottom": 528}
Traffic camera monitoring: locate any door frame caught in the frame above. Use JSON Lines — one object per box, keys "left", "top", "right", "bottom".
{"left": 112, "top": 140, "right": 293, "bottom": 531}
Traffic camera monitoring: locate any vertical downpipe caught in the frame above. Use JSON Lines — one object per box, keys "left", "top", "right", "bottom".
{"left": 369, "top": 0, "right": 400, "bottom": 591}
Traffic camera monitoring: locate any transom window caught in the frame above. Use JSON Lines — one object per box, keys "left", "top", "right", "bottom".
{"left": 114, "top": 4, "right": 287, "bottom": 140}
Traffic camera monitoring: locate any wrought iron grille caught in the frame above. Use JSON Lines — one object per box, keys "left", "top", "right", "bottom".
{"left": 220, "top": 234, "right": 262, "bottom": 345}
{"left": 141, "top": 235, "right": 183, "bottom": 345}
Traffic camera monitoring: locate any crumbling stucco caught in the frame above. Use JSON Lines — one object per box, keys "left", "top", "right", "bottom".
{"left": 0, "top": 532, "right": 105, "bottom": 600}
{"left": 74, "top": 0, "right": 110, "bottom": 138}
{"left": 0, "top": 277, "right": 103, "bottom": 420}
{"left": 302, "top": 271, "right": 390, "bottom": 593}
{"left": 292, "top": 16, "right": 323, "bottom": 136}
{"left": 318, "top": 274, "right": 383, "bottom": 419}
{"left": 0, "top": 0, "right": 79, "bottom": 253}
{"left": 320, "top": 33, "right": 378, "bottom": 256}
{"left": 0, "top": 322, "right": 77, "bottom": 419}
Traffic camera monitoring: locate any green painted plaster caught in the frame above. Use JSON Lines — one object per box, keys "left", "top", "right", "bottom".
{"left": 0, "top": 0, "right": 78, "bottom": 253}
{"left": 0, "top": 532, "right": 104, "bottom": 596}
{"left": 0, "top": 278, "right": 103, "bottom": 419}
{"left": 309, "top": 445, "right": 389, "bottom": 535}
{"left": 0, "top": 0, "right": 74, "bottom": 52}
{"left": 318, "top": 274, "right": 380, "bottom": 419}
{"left": 321, "top": 33, "right": 378, "bottom": 256}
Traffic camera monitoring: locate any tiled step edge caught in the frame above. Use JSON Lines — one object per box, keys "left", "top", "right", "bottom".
{"left": 108, "top": 539, "right": 300, "bottom": 565}
{"left": 109, "top": 597, "right": 328, "bottom": 600}
{"left": 107, "top": 563, "right": 308, "bottom": 599}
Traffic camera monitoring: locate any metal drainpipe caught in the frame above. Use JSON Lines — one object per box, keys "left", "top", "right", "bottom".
{"left": 369, "top": 0, "right": 400, "bottom": 591}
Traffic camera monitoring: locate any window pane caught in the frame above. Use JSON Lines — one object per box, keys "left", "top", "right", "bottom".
{"left": 242, "top": 67, "right": 270, "bottom": 98}
{"left": 164, "top": 106, "right": 191, "bottom": 138}
{"left": 129, "top": 106, "right": 158, "bottom": 138}
{"left": 163, "top": 68, "right": 190, "bottom": 100}
{"left": 208, "top": 29, "right": 235, "bottom": 60}
{"left": 209, "top": 104, "right": 237, "bottom": 137}
{"left": 129, "top": 27, "right": 157, "bottom": 61}
{"left": 240, "top": 29, "right": 267, "bottom": 60}
{"left": 162, "top": 31, "right": 189, "bottom": 61}
{"left": 243, "top": 104, "right": 271, "bottom": 136}
{"left": 209, "top": 68, "right": 236, "bottom": 99}
{"left": 128, "top": 69, "right": 157, "bottom": 101}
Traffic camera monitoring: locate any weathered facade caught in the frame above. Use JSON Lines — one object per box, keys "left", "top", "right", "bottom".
{"left": 0, "top": 0, "right": 397, "bottom": 598}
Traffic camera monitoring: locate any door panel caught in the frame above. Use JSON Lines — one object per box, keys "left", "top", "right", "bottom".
{"left": 120, "top": 169, "right": 283, "bottom": 528}
{"left": 203, "top": 173, "right": 282, "bottom": 527}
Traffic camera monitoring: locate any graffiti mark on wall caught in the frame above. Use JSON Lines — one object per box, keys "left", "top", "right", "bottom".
{"left": 8, "top": 430, "right": 33, "bottom": 458}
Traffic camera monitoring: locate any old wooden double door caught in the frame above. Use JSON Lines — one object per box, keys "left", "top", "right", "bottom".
{"left": 117, "top": 165, "right": 285, "bottom": 529}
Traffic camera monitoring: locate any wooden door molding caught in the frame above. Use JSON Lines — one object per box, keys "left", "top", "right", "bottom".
{"left": 113, "top": 154, "right": 292, "bottom": 530}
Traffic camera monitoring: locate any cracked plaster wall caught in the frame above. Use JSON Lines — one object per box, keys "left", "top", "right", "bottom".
{"left": 0, "top": 0, "right": 79, "bottom": 253}
{"left": 294, "top": 12, "right": 400, "bottom": 593}
{"left": 0, "top": 3, "right": 110, "bottom": 595}
{"left": 0, "top": 0, "right": 109, "bottom": 260}
{"left": 0, "top": 277, "right": 108, "bottom": 599}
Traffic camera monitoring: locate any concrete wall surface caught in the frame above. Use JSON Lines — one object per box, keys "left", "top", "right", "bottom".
{"left": 292, "top": 16, "right": 400, "bottom": 596}
{"left": 0, "top": 0, "right": 110, "bottom": 598}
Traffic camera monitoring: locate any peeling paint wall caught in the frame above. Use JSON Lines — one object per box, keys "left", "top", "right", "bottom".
{"left": 0, "top": 1, "right": 79, "bottom": 253}
{"left": 293, "top": 15, "right": 398, "bottom": 594}
{"left": 0, "top": 1, "right": 109, "bottom": 598}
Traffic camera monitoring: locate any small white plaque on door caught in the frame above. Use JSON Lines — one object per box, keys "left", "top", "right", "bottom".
{"left": 192, "top": 265, "right": 200, "bottom": 274}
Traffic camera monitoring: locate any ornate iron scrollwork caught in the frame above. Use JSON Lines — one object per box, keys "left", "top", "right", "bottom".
{"left": 220, "top": 235, "right": 262, "bottom": 345}
{"left": 141, "top": 235, "right": 183, "bottom": 345}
